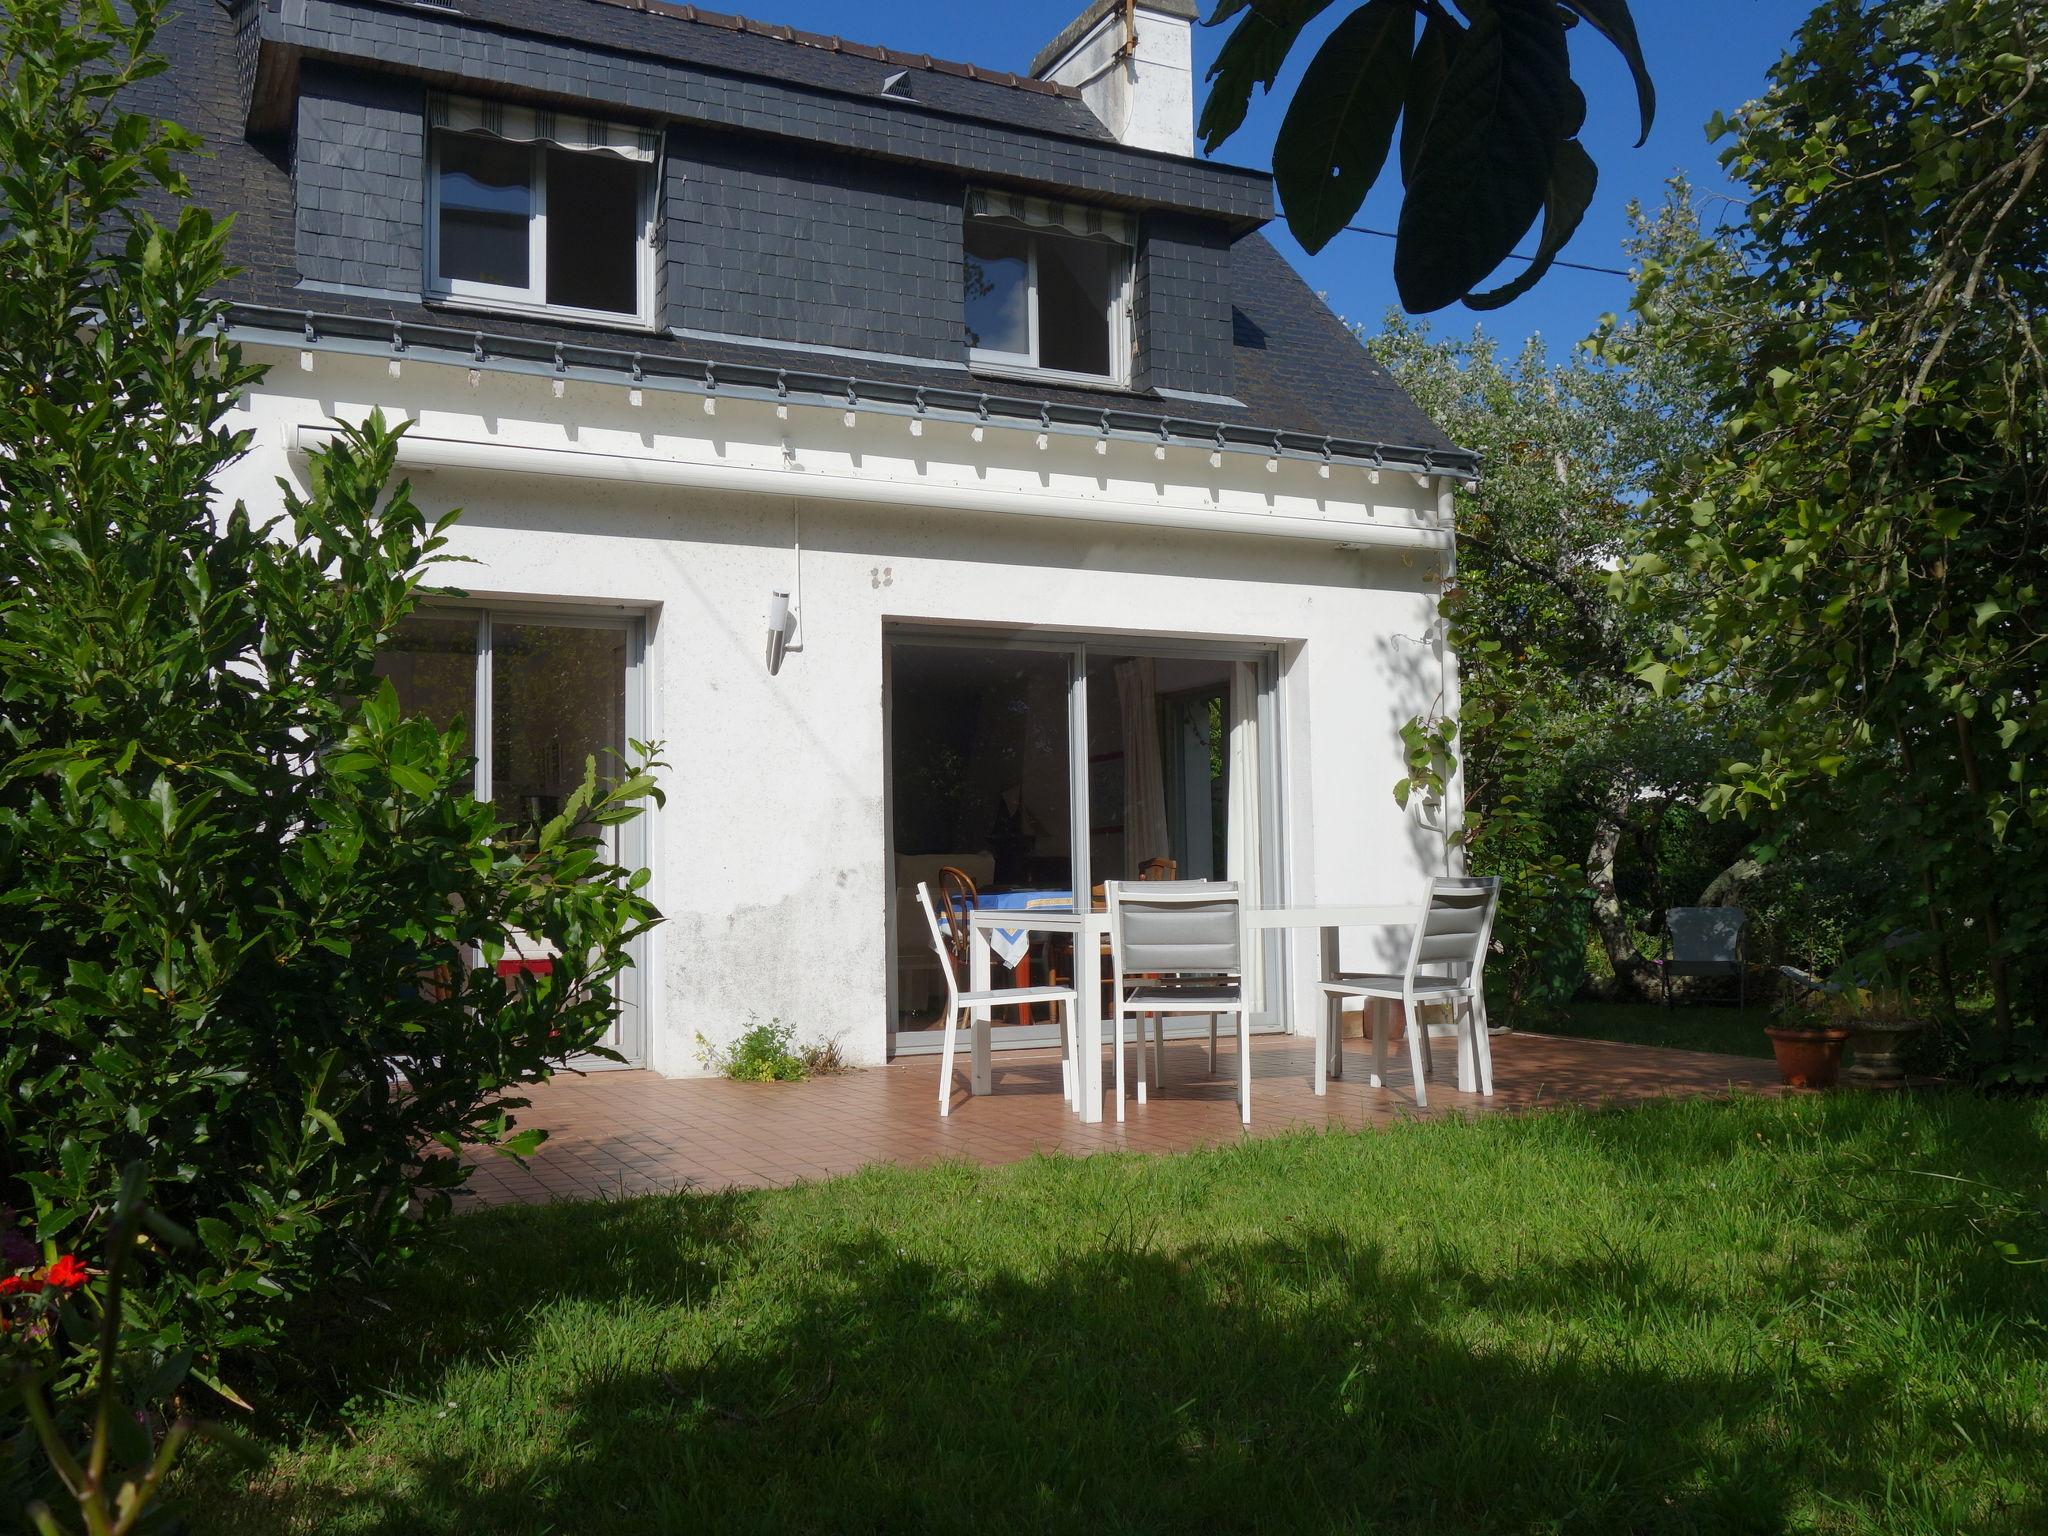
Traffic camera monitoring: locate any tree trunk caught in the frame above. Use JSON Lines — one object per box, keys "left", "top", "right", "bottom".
{"left": 1587, "top": 779, "right": 1667, "bottom": 1000}
{"left": 1696, "top": 857, "right": 1762, "bottom": 909}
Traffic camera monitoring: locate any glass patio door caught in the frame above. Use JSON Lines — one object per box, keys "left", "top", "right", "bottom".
{"left": 374, "top": 608, "right": 647, "bottom": 1066}
{"left": 887, "top": 632, "right": 1282, "bottom": 1055}
{"left": 886, "top": 639, "right": 1082, "bottom": 1049}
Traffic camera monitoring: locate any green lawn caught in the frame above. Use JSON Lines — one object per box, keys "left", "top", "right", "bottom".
{"left": 180, "top": 1092, "right": 2045, "bottom": 1536}
{"left": 1527, "top": 1000, "right": 1781, "bottom": 1058}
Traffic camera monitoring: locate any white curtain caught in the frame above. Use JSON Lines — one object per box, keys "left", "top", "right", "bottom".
{"left": 1115, "top": 659, "right": 1170, "bottom": 871}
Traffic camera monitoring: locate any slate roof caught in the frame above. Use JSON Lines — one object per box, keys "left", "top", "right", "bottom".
{"left": 143, "top": 0, "right": 1471, "bottom": 472}
{"left": 441, "top": 0, "right": 1116, "bottom": 143}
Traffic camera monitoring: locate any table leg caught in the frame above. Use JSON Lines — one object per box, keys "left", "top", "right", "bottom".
{"left": 1315, "top": 926, "right": 1335, "bottom": 1096}
{"left": 1076, "top": 928, "right": 1102, "bottom": 1123}
{"left": 969, "top": 925, "right": 993, "bottom": 1097}
{"left": 1455, "top": 1005, "right": 1479, "bottom": 1092}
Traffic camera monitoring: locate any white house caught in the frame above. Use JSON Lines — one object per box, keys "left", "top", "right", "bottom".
{"left": 163, "top": 0, "right": 1476, "bottom": 1078}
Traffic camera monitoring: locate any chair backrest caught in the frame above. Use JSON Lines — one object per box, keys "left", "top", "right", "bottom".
{"left": 1138, "top": 856, "right": 1178, "bottom": 880}
{"left": 1106, "top": 879, "right": 1242, "bottom": 980}
{"left": 1667, "top": 906, "right": 1745, "bottom": 965}
{"left": 934, "top": 865, "right": 978, "bottom": 966}
{"left": 1402, "top": 876, "right": 1501, "bottom": 992}
{"left": 913, "top": 882, "right": 961, "bottom": 1004}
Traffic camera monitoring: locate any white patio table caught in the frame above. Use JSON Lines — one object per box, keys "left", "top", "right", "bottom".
{"left": 966, "top": 903, "right": 1416, "bottom": 1124}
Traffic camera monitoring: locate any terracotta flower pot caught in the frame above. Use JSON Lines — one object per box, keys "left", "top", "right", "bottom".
{"left": 1845, "top": 1017, "right": 1925, "bottom": 1085}
{"left": 1765, "top": 1025, "right": 1850, "bottom": 1089}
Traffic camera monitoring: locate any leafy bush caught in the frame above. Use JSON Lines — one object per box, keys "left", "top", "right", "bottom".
{"left": 0, "top": 0, "right": 661, "bottom": 1418}
{"left": 697, "top": 1021, "right": 809, "bottom": 1083}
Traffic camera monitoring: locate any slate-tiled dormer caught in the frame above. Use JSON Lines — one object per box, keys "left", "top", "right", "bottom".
{"left": 269, "top": 0, "right": 1255, "bottom": 398}
{"left": 153, "top": 0, "right": 1468, "bottom": 468}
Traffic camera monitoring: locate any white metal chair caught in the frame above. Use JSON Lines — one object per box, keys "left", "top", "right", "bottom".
{"left": 1318, "top": 876, "right": 1500, "bottom": 1108}
{"left": 1105, "top": 879, "right": 1252, "bottom": 1125}
{"left": 1662, "top": 906, "right": 1748, "bottom": 1009}
{"left": 915, "top": 882, "right": 1078, "bottom": 1117}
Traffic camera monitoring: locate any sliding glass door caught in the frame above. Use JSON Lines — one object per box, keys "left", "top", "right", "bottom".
{"left": 374, "top": 608, "right": 648, "bottom": 1066}
{"left": 886, "top": 631, "right": 1281, "bottom": 1055}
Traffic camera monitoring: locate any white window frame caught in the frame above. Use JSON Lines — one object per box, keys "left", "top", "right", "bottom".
{"left": 425, "top": 128, "right": 659, "bottom": 330}
{"left": 965, "top": 222, "right": 1134, "bottom": 389}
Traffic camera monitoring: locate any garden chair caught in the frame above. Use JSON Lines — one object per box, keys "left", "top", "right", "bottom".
{"left": 1662, "top": 906, "right": 1748, "bottom": 1009}
{"left": 915, "top": 882, "right": 1077, "bottom": 1117}
{"left": 1105, "top": 879, "right": 1251, "bottom": 1125}
{"left": 1317, "top": 876, "right": 1500, "bottom": 1108}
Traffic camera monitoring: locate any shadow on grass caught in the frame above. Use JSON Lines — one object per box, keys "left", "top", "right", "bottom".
{"left": 206, "top": 1129, "right": 2047, "bottom": 1536}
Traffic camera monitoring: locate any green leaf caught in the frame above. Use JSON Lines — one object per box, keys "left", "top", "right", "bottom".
{"left": 1400, "top": 10, "right": 1461, "bottom": 186}
{"left": 1557, "top": 0, "right": 1654, "bottom": 145}
{"left": 1273, "top": 0, "right": 1415, "bottom": 253}
{"left": 1198, "top": 0, "right": 1339, "bottom": 155}
{"left": 496, "top": 1127, "right": 548, "bottom": 1159}
{"left": 1395, "top": 0, "right": 1574, "bottom": 312}
{"left": 388, "top": 763, "right": 436, "bottom": 797}
{"left": 1465, "top": 139, "right": 1597, "bottom": 310}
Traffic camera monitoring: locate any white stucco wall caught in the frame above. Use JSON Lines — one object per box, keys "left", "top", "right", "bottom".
{"left": 1037, "top": 4, "right": 1197, "bottom": 158}
{"left": 218, "top": 344, "right": 1460, "bottom": 1074}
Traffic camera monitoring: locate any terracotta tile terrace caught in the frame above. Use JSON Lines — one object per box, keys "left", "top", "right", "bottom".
{"left": 465, "top": 1032, "right": 1784, "bottom": 1206}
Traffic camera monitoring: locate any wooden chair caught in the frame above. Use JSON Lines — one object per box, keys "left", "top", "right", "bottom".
{"left": 934, "top": 865, "right": 979, "bottom": 978}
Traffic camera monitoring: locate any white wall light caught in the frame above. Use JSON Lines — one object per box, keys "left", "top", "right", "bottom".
{"left": 766, "top": 589, "right": 797, "bottom": 675}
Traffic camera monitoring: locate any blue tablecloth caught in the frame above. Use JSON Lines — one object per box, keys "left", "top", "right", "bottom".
{"left": 976, "top": 889, "right": 1076, "bottom": 967}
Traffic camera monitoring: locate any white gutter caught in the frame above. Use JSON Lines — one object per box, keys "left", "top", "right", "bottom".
{"left": 289, "top": 425, "right": 1451, "bottom": 553}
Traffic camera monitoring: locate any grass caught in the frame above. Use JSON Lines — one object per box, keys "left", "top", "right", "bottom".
{"left": 174, "top": 1091, "right": 2048, "bottom": 1535}
{"left": 1527, "top": 1000, "right": 1781, "bottom": 1058}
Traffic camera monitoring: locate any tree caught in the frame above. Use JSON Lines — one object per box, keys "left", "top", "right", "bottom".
{"left": 1365, "top": 211, "right": 1720, "bottom": 1012}
{"left": 0, "top": 0, "right": 662, "bottom": 1423}
{"left": 1613, "top": 0, "right": 2046, "bottom": 1066}
{"left": 1201, "top": 0, "right": 1654, "bottom": 311}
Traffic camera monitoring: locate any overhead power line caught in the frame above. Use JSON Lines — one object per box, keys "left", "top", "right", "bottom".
{"left": 1336, "top": 223, "right": 1632, "bottom": 278}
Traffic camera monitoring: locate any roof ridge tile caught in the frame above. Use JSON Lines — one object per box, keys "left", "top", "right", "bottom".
{"left": 573, "top": 0, "right": 1082, "bottom": 98}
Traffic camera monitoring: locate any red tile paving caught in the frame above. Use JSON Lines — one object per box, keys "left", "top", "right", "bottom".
{"left": 464, "top": 1031, "right": 1783, "bottom": 1206}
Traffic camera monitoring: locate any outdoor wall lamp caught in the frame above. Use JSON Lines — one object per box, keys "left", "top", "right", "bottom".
{"left": 766, "top": 589, "right": 798, "bottom": 675}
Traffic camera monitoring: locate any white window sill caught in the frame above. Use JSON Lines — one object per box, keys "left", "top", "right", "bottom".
{"left": 423, "top": 291, "right": 659, "bottom": 336}
{"left": 967, "top": 359, "right": 1136, "bottom": 393}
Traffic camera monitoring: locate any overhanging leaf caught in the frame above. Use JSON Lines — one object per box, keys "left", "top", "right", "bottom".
{"left": 1394, "top": 0, "right": 1574, "bottom": 313}
{"left": 1400, "top": 10, "right": 1463, "bottom": 186}
{"left": 1558, "top": 0, "right": 1655, "bottom": 145}
{"left": 1198, "top": 0, "right": 1338, "bottom": 155}
{"left": 1274, "top": 0, "right": 1415, "bottom": 252}
{"left": 1465, "top": 138, "right": 1598, "bottom": 309}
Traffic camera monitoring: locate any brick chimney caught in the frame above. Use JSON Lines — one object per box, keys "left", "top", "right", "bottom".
{"left": 1030, "top": 0, "right": 1198, "bottom": 158}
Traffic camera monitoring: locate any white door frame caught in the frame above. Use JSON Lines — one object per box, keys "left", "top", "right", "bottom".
{"left": 427, "top": 603, "right": 651, "bottom": 1068}
{"left": 883, "top": 625, "right": 1286, "bottom": 1057}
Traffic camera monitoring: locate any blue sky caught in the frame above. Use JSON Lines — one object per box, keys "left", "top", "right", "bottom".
{"left": 750, "top": 0, "right": 1819, "bottom": 353}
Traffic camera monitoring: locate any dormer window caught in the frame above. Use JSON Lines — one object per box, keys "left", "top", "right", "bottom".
{"left": 963, "top": 190, "right": 1133, "bottom": 386}
{"left": 426, "top": 95, "right": 660, "bottom": 325}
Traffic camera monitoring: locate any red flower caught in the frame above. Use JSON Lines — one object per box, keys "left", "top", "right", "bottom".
{"left": 0, "top": 1274, "right": 44, "bottom": 1297}
{"left": 43, "top": 1255, "right": 88, "bottom": 1291}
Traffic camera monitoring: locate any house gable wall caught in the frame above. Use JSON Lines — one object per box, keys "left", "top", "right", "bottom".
{"left": 293, "top": 62, "right": 426, "bottom": 297}
{"left": 663, "top": 133, "right": 966, "bottom": 363}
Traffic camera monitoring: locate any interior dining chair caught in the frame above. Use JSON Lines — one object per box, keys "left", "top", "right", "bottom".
{"left": 1105, "top": 879, "right": 1251, "bottom": 1125}
{"left": 1317, "top": 876, "right": 1500, "bottom": 1108}
{"left": 933, "top": 864, "right": 979, "bottom": 975}
{"left": 916, "top": 882, "right": 1078, "bottom": 1117}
